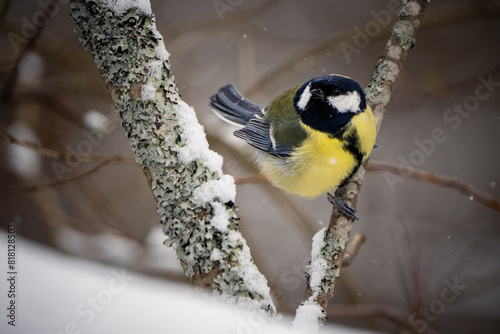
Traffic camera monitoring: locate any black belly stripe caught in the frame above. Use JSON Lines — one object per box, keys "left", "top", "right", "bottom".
{"left": 340, "top": 128, "right": 364, "bottom": 186}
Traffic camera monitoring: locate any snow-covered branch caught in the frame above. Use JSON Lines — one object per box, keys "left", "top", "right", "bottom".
{"left": 295, "top": 0, "right": 430, "bottom": 330}
{"left": 69, "top": 0, "right": 275, "bottom": 314}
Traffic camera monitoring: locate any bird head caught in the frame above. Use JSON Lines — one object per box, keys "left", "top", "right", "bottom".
{"left": 293, "top": 74, "right": 367, "bottom": 135}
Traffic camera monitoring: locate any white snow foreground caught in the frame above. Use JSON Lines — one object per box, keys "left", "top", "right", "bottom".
{"left": 0, "top": 231, "right": 377, "bottom": 334}
{"left": 0, "top": 231, "right": 283, "bottom": 334}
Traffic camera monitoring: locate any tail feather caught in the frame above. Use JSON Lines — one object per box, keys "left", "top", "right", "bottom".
{"left": 209, "top": 84, "right": 263, "bottom": 126}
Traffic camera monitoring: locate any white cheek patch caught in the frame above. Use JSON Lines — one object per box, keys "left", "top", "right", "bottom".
{"left": 327, "top": 91, "right": 360, "bottom": 113}
{"left": 297, "top": 83, "right": 312, "bottom": 111}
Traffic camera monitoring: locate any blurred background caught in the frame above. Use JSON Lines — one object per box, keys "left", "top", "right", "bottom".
{"left": 1, "top": 0, "right": 499, "bottom": 333}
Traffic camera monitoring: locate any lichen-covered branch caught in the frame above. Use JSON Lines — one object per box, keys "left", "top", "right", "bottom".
{"left": 69, "top": 0, "right": 274, "bottom": 314}
{"left": 295, "top": 0, "right": 430, "bottom": 330}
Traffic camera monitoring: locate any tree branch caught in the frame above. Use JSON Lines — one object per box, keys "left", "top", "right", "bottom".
{"left": 69, "top": 0, "right": 275, "bottom": 314}
{"left": 295, "top": 0, "right": 430, "bottom": 330}
{"left": 366, "top": 161, "right": 500, "bottom": 214}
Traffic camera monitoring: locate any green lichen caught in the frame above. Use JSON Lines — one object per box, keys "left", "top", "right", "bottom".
{"left": 393, "top": 25, "right": 415, "bottom": 51}
{"left": 366, "top": 59, "right": 386, "bottom": 98}
{"left": 70, "top": 0, "right": 274, "bottom": 314}
{"left": 305, "top": 229, "right": 345, "bottom": 295}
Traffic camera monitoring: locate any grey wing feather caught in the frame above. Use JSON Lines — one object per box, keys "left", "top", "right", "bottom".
{"left": 234, "top": 118, "right": 292, "bottom": 158}
{"left": 209, "top": 84, "right": 263, "bottom": 125}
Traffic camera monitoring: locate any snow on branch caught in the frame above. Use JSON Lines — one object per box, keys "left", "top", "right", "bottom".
{"left": 69, "top": 0, "right": 275, "bottom": 314}
{"left": 294, "top": 0, "right": 430, "bottom": 330}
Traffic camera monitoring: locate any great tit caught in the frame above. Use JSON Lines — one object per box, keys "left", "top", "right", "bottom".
{"left": 210, "top": 74, "right": 376, "bottom": 220}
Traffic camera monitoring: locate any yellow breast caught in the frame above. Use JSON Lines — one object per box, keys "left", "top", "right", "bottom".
{"left": 259, "top": 106, "right": 376, "bottom": 198}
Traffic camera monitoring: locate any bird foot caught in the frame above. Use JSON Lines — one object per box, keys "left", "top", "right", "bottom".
{"left": 327, "top": 193, "right": 359, "bottom": 221}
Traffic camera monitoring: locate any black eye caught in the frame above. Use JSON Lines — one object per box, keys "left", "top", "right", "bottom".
{"left": 311, "top": 88, "right": 324, "bottom": 100}
{"left": 332, "top": 88, "right": 341, "bottom": 95}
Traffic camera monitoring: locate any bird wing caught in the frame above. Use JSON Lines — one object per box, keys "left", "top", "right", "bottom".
{"left": 234, "top": 117, "right": 292, "bottom": 157}
{"left": 234, "top": 85, "right": 308, "bottom": 158}
{"left": 214, "top": 84, "right": 306, "bottom": 158}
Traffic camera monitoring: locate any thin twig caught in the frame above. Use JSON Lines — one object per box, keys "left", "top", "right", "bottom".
{"left": 0, "top": 0, "right": 12, "bottom": 28}
{"left": 342, "top": 234, "right": 366, "bottom": 267}
{"left": 1, "top": 9, "right": 46, "bottom": 100}
{"left": 1, "top": 160, "right": 112, "bottom": 192}
{"left": 0, "top": 127, "right": 136, "bottom": 164}
{"left": 234, "top": 173, "right": 268, "bottom": 185}
{"left": 366, "top": 161, "right": 500, "bottom": 214}
{"left": 76, "top": 182, "right": 145, "bottom": 244}
{"left": 19, "top": 90, "right": 88, "bottom": 127}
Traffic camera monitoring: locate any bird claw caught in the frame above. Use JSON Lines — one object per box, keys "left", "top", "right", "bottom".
{"left": 327, "top": 193, "right": 359, "bottom": 221}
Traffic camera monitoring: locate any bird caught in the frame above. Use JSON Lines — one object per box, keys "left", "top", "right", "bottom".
{"left": 209, "top": 74, "right": 377, "bottom": 220}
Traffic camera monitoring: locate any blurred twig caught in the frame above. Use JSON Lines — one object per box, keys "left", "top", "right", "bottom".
{"left": 0, "top": 0, "right": 12, "bottom": 28}
{"left": 0, "top": 127, "right": 135, "bottom": 164}
{"left": 234, "top": 173, "right": 268, "bottom": 185}
{"left": 1, "top": 13, "right": 47, "bottom": 100}
{"left": 1, "top": 160, "right": 112, "bottom": 192}
{"left": 342, "top": 233, "right": 366, "bottom": 268}
{"left": 1, "top": 127, "right": 137, "bottom": 192}
{"left": 77, "top": 182, "right": 145, "bottom": 244}
{"left": 366, "top": 161, "right": 500, "bottom": 214}
{"left": 20, "top": 91, "right": 88, "bottom": 128}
